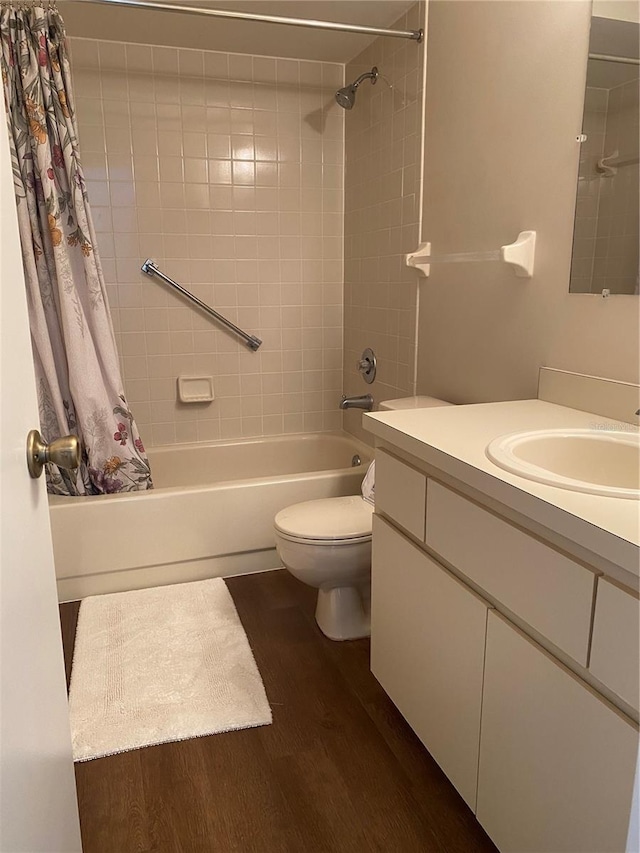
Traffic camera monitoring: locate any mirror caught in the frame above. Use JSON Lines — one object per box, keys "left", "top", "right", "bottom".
{"left": 569, "top": 8, "right": 639, "bottom": 295}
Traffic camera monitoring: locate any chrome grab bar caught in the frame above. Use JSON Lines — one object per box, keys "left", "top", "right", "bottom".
{"left": 141, "top": 260, "right": 262, "bottom": 352}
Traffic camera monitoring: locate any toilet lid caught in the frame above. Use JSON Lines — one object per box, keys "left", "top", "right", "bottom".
{"left": 274, "top": 496, "right": 373, "bottom": 541}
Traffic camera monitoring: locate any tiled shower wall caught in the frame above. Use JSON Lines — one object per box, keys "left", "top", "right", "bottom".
{"left": 571, "top": 78, "right": 639, "bottom": 295}
{"left": 70, "top": 38, "right": 344, "bottom": 445}
{"left": 342, "top": 3, "right": 425, "bottom": 442}
{"left": 570, "top": 85, "right": 608, "bottom": 294}
{"left": 594, "top": 78, "right": 638, "bottom": 296}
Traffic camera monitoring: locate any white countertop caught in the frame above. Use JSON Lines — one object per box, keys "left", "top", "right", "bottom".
{"left": 364, "top": 400, "right": 640, "bottom": 579}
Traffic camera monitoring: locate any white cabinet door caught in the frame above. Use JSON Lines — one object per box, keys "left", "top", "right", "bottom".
{"left": 589, "top": 577, "right": 640, "bottom": 713}
{"left": 375, "top": 449, "right": 427, "bottom": 539}
{"left": 477, "top": 611, "right": 639, "bottom": 853}
{"left": 426, "top": 480, "right": 596, "bottom": 665}
{"left": 371, "top": 515, "right": 490, "bottom": 810}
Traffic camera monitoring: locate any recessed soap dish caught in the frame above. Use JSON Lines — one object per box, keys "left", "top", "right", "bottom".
{"left": 177, "top": 376, "right": 214, "bottom": 403}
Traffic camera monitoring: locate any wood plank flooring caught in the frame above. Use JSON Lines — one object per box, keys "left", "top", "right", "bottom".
{"left": 60, "top": 570, "right": 497, "bottom": 853}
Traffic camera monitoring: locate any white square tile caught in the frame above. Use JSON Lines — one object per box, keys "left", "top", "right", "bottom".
{"left": 74, "top": 36, "right": 382, "bottom": 448}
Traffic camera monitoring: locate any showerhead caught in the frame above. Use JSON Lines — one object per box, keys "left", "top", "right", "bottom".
{"left": 335, "top": 66, "right": 379, "bottom": 110}
{"left": 335, "top": 84, "right": 357, "bottom": 110}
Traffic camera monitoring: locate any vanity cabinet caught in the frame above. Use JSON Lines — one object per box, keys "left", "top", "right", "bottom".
{"left": 477, "top": 611, "right": 638, "bottom": 853}
{"left": 589, "top": 577, "right": 640, "bottom": 713}
{"left": 375, "top": 448, "right": 426, "bottom": 540}
{"left": 370, "top": 447, "right": 639, "bottom": 853}
{"left": 425, "top": 480, "right": 596, "bottom": 666}
{"left": 371, "top": 514, "right": 489, "bottom": 810}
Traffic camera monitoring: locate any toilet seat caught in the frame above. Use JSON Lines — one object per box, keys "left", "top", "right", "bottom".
{"left": 274, "top": 496, "right": 373, "bottom": 544}
{"left": 275, "top": 529, "right": 372, "bottom": 547}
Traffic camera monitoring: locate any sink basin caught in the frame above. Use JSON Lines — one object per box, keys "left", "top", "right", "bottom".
{"left": 486, "top": 429, "right": 640, "bottom": 499}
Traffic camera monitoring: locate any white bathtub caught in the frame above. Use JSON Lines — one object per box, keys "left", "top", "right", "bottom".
{"left": 49, "top": 432, "right": 371, "bottom": 601}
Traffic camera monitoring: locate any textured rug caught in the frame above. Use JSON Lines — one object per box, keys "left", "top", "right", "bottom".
{"left": 69, "top": 578, "right": 272, "bottom": 761}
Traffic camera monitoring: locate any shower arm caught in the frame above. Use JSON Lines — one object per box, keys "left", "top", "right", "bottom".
{"left": 352, "top": 70, "right": 376, "bottom": 89}
{"left": 141, "top": 260, "right": 262, "bottom": 351}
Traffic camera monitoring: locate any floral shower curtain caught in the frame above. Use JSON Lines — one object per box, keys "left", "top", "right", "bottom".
{"left": 1, "top": 2, "right": 152, "bottom": 495}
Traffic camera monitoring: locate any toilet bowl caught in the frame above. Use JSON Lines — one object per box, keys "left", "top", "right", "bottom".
{"left": 274, "top": 396, "right": 454, "bottom": 641}
{"left": 274, "top": 496, "right": 373, "bottom": 641}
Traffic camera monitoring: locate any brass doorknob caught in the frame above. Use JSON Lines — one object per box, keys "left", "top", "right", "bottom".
{"left": 26, "top": 429, "right": 81, "bottom": 479}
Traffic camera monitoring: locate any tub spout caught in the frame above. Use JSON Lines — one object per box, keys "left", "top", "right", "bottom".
{"left": 340, "top": 394, "right": 374, "bottom": 411}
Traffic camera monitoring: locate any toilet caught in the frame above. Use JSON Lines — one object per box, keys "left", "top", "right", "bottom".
{"left": 274, "top": 496, "right": 374, "bottom": 640}
{"left": 274, "top": 396, "right": 453, "bottom": 641}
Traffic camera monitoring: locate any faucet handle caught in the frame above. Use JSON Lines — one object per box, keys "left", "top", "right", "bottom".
{"left": 356, "top": 348, "right": 377, "bottom": 384}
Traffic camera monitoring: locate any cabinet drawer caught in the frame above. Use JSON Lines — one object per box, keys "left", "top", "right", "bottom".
{"left": 425, "top": 481, "right": 596, "bottom": 665}
{"left": 375, "top": 449, "right": 427, "bottom": 540}
{"left": 477, "top": 611, "right": 638, "bottom": 853}
{"left": 589, "top": 578, "right": 640, "bottom": 712}
{"left": 371, "top": 515, "right": 490, "bottom": 810}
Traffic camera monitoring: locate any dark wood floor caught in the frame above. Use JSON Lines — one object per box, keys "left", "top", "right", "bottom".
{"left": 60, "top": 570, "right": 497, "bottom": 853}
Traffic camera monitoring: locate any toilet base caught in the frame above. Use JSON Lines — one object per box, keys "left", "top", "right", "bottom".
{"left": 315, "top": 584, "right": 371, "bottom": 641}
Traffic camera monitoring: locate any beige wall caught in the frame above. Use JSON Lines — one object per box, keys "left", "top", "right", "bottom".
{"left": 70, "top": 38, "right": 344, "bottom": 446}
{"left": 417, "top": 0, "right": 639, "bottom": 405}
{"left": 343, "top": 2, "right": 426, "bottom": 442}
{"left": 591, "top": 1, "right": 640, "bottom": 25}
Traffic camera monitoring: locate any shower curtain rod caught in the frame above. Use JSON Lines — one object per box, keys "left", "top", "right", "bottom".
{"left": 589, "top": 52, "right": 640, "bottom": 66}
{"left": 81, "top": 0, "right": 424, "bottom": 42}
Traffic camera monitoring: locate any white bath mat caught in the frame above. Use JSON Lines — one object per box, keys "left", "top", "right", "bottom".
{"left": 69, "top": 578, "right": 272, "bottom": 761}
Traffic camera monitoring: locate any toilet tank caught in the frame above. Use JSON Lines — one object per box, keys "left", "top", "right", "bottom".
{"left": 378, "top": 396, "right": 454, "bottom": 411}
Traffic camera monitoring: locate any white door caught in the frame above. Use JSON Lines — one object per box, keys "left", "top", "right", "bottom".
{"left": 0, "top": 120, "right": 82, "bottom": 849}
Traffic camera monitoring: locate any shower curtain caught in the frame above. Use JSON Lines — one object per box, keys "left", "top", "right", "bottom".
{"left": 1, "top": 2, "right": 152, "bottom": 495}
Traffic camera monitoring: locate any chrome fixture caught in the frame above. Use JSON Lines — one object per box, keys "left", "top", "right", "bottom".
{"left": 357, "top": 348, "right": 377, "bottom": 384}
{"left": 351, "top": 454, "right": 362, "bottom": 467}
{"left": 335, "top": 67, "right": 379, "bottom": 110}
{"left": 27, "top": 429, "right": 81, "bottom": 479}
{"left": 588, "top": 53, "right": 640, "bottom": 66}
{"left": 141, "top": 260, "right": 262, "bottom": 351}
{"left": 85, "top": 1, "right": 423, "bottom": 42}
{"left": 340, "top": 394, "right": 374, "bottom": 411}
{"left": 596, "top": 151, "right": 639, "bottom": 176}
